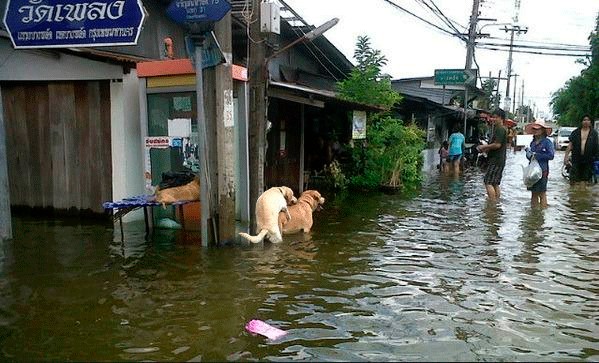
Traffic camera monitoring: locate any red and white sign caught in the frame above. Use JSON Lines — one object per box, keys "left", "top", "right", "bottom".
{"left": 145, "top": 136, "right": 170, "bottom": 148}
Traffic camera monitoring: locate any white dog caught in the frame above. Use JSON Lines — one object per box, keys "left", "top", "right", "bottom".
{"left": 239, "top": 186, "right": 297, "bottom": 243}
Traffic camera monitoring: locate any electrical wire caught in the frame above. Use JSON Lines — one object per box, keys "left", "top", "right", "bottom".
{"left": 416, "top": 0, "right": 467, "bottom": 41}
{"left": 287, "top": 25, "right": 342, "bottom": 81}
{"left": 278, "top": 0, "right": 347, "bottom": 79}
{"left": 482, "top": 36, "right": 590, "bottom": 50}
{"left": 476, "top": 45, "right": 590, "bottom": 57}
{"left": 477, "top": 41, "right": 591, "bottom": 53}
{"left": 381, "top": 0, "right": 465, "bottom": 40}
{"left": 241, "top": 0, "right": 265, "bottom": 44}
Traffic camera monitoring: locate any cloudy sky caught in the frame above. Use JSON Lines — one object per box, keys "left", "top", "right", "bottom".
{"left": 284, "top": 0, "right": 598, "bottom": 119}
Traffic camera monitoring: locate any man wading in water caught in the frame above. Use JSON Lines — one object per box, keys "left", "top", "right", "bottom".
{"left": 477, "top": 108, "right": 508, "bottom": 201}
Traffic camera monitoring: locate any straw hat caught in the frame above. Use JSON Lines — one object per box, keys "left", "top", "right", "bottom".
{"left": 524, "top": 120, "right": 553, "bottom": 135}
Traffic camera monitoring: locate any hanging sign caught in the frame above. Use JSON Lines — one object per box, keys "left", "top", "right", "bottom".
{"left": 166, "top": 0, "right": 231, "bottom": 24}
{"left": 3, "top": 0, "right": 147, "bottom": 49}
{"left": 352, "top": 110, "right": 367, "bottom": 139}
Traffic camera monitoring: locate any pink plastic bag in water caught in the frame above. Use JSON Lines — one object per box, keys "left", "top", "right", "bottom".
{"left": 245, "top": 319, "right": 287, "bottom": 340}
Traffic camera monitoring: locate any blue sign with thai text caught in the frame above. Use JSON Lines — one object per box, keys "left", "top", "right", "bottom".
{"left": 166, "top": 0, "right": 231, "bottom": 25}
{"left": 3, "top": 0, "right": 146, "bottom": 49}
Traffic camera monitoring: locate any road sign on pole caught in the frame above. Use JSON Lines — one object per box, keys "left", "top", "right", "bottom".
{"left": 434, "top": 69, "right": 477, "bottom": 86}
{"left": 3, "top": 0, "right": 146, "bottom": 49}
{"left": 167, "top": 0, "right": 231, "bottom": 28}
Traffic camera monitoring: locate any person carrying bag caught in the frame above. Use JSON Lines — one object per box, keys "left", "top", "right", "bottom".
{"left": 524, "top": 120, "right": 555, "bottom": 208}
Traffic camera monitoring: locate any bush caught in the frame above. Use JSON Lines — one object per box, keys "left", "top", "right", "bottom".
{"left": 346, "top": 116, "right": 425, "bottom": 191}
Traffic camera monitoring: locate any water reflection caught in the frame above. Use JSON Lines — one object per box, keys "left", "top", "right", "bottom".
{"left": 514, "top": 208, "right": 545, "bottom": 275}
{"left": 1, "top": 151, "right": 599, "bottom": 361}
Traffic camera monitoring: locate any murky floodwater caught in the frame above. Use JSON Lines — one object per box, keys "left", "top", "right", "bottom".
{"left": 1, "top": 150, "right": 599, "bottom": 361}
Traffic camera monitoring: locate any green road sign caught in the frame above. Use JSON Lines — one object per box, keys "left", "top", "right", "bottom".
{"left": 434, "top": 69, "right": 477, "bottom": 85}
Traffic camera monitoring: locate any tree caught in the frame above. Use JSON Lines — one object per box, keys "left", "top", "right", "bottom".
{"left": 479, "top": 79, "right": 499, "bottom": 110}
{"left": 336, "top": 35, "right": 424, "bottom": 191}
{"left": 337, "top": 36, "right": 401, "bottom": 109}
{"left": 516, "top": 104, "right": 535, "bottom": 123}
{"left": 551, "top": 13, "right": 599, "bottom": 125}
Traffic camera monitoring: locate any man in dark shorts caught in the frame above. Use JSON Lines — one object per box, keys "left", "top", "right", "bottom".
{"left": 563, "top": 114, "right": 599, "bottom": 184}
{"left": 477, "top": 108, "right": 508, "bottom": 201}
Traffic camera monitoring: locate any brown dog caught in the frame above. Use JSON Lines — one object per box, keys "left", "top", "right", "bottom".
{"left": 239, "top": 186, "right": 297, "bottom": 243}
{"left": 278, "top": 190, "right": 325, "bottom": 235}
{"left": 154, "top": 177, "right": 200, "bottom": 208}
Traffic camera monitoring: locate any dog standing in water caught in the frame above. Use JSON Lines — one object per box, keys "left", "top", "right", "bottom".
{"left": 239, "top": 186, "right": 297, "bottom": 243}
{"left": 278, "top": 190, "right": 325, "bottom": 234}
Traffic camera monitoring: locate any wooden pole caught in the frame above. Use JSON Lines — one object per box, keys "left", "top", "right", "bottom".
{"left": 248, "top": 0, "right": 267, "bottom": 231}
{"left": 214, "top": 14, "right": 235, "bottom": 243}
{"left": 0, "top": 86, "right": 12, "bottom": 241}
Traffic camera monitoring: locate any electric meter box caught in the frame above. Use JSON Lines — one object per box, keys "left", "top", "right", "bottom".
{"left": 260, "top": 0, "right": 280, "bottom": 34}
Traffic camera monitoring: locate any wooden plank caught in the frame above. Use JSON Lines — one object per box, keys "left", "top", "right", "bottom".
{"left": 147, "top": 75, "right": 196, "bottom": 88}
{"left": 0, "top": 85, "right": 13, "bottom": 240}
{"left": 36, "top": 84, "right": 52, "bottom": 209}
{"left": 99, "top": 81, "right": 112, "bottom": 213}
{"left": 25, "top": 84, "right": 43, "bottom": 207}
{"left": 62, "top": 82, "right": 80, "bottom": 210}
{"left": 87, "top": 82, "right": 103, "bottom": 213}
{"left": 48, "top": 83, "right": 69, "bottom": 210}
{"left": 75, "top": 82, "right": 91, "bottom": 211}
{"left": 5, "top": 85, "right": 27, "bottom": 206}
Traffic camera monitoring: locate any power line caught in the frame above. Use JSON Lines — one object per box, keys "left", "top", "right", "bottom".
{"left": 414, "top": 0, "right": 467, "bottom": 41}
{"left": 476, "top": 45, "right": 590, "bottom": 57}
{"left": 426, "top": 0, "right": 467, "bottom": 31}
{"left": 477, "top": 41, "right": 590, "bottom": 53}
{"left": 483, "top": 36, "right": 590, "bottom": 50}
{"left": 381, "top": 0, "right": 464, "bottom": 40}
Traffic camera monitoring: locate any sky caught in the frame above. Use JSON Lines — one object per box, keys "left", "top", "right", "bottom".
{"left": 284, "top": 0, "right": 598, "bottom": 119}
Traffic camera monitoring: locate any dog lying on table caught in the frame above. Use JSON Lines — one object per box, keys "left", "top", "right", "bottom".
{"left": 278, "top": 190, "right": 325, "bottom": 235}
{"left": 154, "top": 177, "right": 200, "bottom": 208}
{"left": 239, "top": 186, "right": 297, "bottom": 243}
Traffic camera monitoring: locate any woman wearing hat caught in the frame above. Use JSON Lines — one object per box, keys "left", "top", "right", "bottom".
{"left": 525, "top": 120, "right": 555, "bottom": 208}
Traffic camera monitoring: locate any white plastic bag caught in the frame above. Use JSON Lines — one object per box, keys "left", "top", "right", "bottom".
{"left": 522, "top": 157, "right": 542, "bottom": 187}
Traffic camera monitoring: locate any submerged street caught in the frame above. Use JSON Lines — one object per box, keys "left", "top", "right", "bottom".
{"left": 1, "top": 150, "right": 599, "bottom": 361}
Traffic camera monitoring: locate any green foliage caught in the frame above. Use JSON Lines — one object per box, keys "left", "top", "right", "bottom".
{"left": 323, "top": 160, "right": 348, "bottom": 190}
{"left": 334, "top": 35, "right": 425, "bottom": 192}
{"left": 348, "top": 116, "right": 425, "bottom": 190}
{"left": 479, "top": 79, "right": 499, "bottom": 110}
{"left": 337, "top": 35, "right": 402, "bottom": 110}
{"left": 551, "top": 13, "right": 599, "bottom": 124}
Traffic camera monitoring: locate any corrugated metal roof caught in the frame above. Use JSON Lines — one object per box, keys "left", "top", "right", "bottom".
{"left": 65, "top": 48, "right": 153, "bottom": 64}
{"left": 269, "top": 80, "right": 384, "bottom": 111}
{"left": 392, "top": 77, "right": 485, "bottom": 106}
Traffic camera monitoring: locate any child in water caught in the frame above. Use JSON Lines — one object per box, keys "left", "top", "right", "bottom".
{"left": 438, "top": 141, "right": 449, "bottom": 173}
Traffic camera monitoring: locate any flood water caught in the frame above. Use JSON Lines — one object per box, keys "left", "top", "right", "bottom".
{"left": 1, "top": 150, "right": 599, "bottom": 361}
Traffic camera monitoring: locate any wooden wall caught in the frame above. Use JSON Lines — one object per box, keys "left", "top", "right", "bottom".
{"left": 1, "top": 81, "right": 112, "bottom": 214}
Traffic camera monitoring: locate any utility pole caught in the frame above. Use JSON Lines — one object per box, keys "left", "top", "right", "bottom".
{"left": 495, "top": 70, "right": 502, "bottom": 109}
{"left": 463, "top": 0, "right": 481, "bottom": 136}
{"left": 214, "top": 13, "right": 235, "bottom": 244}
{"left": 192, "top": 34, "right": 215, "bottom": 247}
{"left": 248, "top": 0, "right": 268, "bottom": 231}
{"left": 0, "top": 86, "right": 12, "bottom": 241}
{"left": 503, "top": 25, "right": 527, "bottom": 113}
{"left": 520, "top": 80, "right": 525, "bottom": 123}
{"left": 464, "top": 0, "right": 481, "bottom": 70}
{"left": 512, "top": 73, "right": 518, "bottom": 115}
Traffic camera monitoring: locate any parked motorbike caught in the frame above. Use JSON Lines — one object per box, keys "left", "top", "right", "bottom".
{"left": 463, "top": 136, "right": 489, "bottom": 169}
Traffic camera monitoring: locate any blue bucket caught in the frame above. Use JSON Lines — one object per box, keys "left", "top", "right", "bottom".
{"left": 594, "top": 160, "right": 599, "bottom": 175}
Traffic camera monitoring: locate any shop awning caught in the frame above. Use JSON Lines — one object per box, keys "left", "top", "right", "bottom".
{"left": 268, "top": 80, "right": 385, "bottom": 112}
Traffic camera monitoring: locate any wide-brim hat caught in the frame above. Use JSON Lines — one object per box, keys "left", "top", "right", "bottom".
{"left": 525, "top": 120, "right": 553, "bottom": 135}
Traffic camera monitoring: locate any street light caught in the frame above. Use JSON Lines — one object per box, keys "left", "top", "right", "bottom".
{"left": 264, "top": 17, "right": 339, "bottom": 68}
